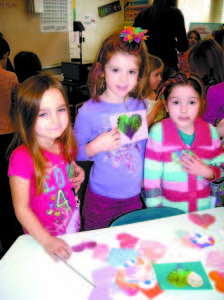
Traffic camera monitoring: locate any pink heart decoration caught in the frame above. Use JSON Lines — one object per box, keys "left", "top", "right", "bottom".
{"left": 117, "top": 233, "right": 139, "bottom": 249}
{"left": 139, "top": 240, "right": 167, "bottom": 261}
{"left": 188, "top": 213, "right": 215, "bottom": 228}
{"left": 206, "top": 250, "right": 224, "bottom": 270}
{"left": 92, "top": 244, "right": 110, "bottom": 261}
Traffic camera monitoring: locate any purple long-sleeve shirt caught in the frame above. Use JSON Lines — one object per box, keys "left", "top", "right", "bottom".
{"left": 74, "top": 97, "right": 147, "bottom": 199}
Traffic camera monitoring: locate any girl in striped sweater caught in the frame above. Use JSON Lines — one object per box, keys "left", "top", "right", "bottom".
{"left": 144, "top": 72, "right": 224, "bottom": 212}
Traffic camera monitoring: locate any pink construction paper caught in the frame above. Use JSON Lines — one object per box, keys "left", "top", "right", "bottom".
{"left": 206, "top": 250, "right": 224, "bottom": 270}
{"left": 92, "top": 244, "right": 110, "bottom": 261}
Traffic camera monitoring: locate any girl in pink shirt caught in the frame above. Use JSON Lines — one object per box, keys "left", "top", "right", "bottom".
{"left": 8, "top": 72, "right": 84, "bottom": 261}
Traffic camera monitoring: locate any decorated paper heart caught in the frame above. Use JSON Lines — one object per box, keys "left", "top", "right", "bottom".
{"left": 117, "top": 233, "right": 139, "bottom": 249}
{"left": 117, "top": 114, "right": 142, "bottom": 140}
{"left": 172, "top": 150, "right": 194, "bottom": 165}
{"left": 188, "top": 213, "right": 215, "bottom": 228}
{"left": 139, "top": 241, "right": 167, "bottom": 261}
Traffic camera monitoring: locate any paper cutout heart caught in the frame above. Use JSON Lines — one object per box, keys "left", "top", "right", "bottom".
{"left": 188, "top": 213, "right": 215, "bottom": 229}
{"left": 209, "top": 270, "right": 224, "bottom": 293}
{"left": 92, "top": 244, "right": 110, "bottom": 261}
{"left": 139, "top": 241, "right": 167, "bottom": 261}
{"left": 117, "top": 114, "right": 142, "bottom": 140}
{"left": 172, "top": 150, "right": 194, "bottom": 165}
{"left": 117, "top": 233, "right": 139, "bottom": 249}
{"left": 71, "top": 241, "right": 97, "bottom": 252}
{"left": 206, "top": 250, "right": 224, "bottom": 270}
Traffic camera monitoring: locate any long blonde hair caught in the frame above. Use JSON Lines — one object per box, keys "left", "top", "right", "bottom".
{"left": 11, "top": 71, "right": 77, "bottom": 194}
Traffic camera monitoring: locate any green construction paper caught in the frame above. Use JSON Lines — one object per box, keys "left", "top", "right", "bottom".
{"left": 153, "top": 261, "right": 213, "bottom": 290}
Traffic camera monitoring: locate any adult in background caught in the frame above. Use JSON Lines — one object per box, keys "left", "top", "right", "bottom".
{"left": 133, "top": 0, "right": 188, "bottom": 80}
{"left": 0, "top": 32, "right": 14, "bottom": 73}
{"left": 188, "top": 38, "right": 224, "bottom": 127}
{"left": 214, "top": 29, "right": 224, "bottom": 58}
{"left": 14, "top": 51, "right": 42, "bottom": 83}
{"left": 0, "top": 37, "right": 22, "bottom": 258}
{"left": 178, "top": 30, "right": 201, "bottom": 73}
{"left": 188, "top": 38, "right": 224, "bottom": 206}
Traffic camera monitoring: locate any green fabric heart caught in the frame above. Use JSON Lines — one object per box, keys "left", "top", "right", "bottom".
{"left": 117, "top": 114, "right": 142, "bottom": 139}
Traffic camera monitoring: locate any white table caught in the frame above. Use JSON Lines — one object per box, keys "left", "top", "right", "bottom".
{"left": 0, "top": 207, "right": 224, "bottom": 300}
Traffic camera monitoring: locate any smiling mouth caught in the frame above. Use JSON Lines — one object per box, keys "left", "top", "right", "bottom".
{"left": 117, "top": 85, "right": 128, "bottom": 90}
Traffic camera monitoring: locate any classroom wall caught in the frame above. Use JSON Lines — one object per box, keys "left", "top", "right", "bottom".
{"left": 0, "top": 0, "right": 69, "bottom": 68}
{"left": 74, "top": 0, "right": 124, "bottom": 63}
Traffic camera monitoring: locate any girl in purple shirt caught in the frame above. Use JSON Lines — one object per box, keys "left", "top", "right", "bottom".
{"left": 74, "top": 28, "right": 150, "bottom": 230}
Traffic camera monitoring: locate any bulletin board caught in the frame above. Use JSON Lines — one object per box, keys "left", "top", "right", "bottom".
{"left": 0, "top": 0, "right": 69, "bottom": 68}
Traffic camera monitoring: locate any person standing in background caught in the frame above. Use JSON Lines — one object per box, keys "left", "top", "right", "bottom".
{"left": 146, "top": 54, "right": 166, "bottom": 128}
{"left": 133, "top": 0, "right": 188, "bottom": 80}
{"left": 178, "top": 30, "right": 201, "bottom": 73}
{"left": 0, "top": 37, "right": 21, "bottom": 258}
{"left": 188, "top": 38, "right": 224, "bottom": 127}
{"left": 0, "top": 33, "right": 14, "bottom": 73}
{"left": 14, "top": 51, "right": 42, "bottom": 83}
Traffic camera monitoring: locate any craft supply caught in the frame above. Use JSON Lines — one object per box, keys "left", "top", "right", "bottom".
{"left": 54, "top": 254, "right": 96, "bottom": 288}
{"left": 72, "top": 241, "right": 97, "bottom": 252}
{"left": 110, "top": 110, "right": 148, "bottom": 145}
{"left": 153, "top": 262, "right": 213, "bottom": 290}
{"left": 209, "top": 270, "right": 224, "bottom": 293}
{"left": 189, "top": 233, "right": 215, "bottom": 248}
{"left": 206, "top": 250, "right": 224, "bottom": 270}
{"left": 188, "top": 213, "right": 215, "bottom": 228}
{"left": 117, "top": 233, "right": 139, "bottom": 249}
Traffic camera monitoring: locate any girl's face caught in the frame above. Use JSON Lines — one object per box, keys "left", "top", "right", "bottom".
{"left": 35, "top": 88, "right": 69, "bottom": 148}
{"left": 188, "top": 33, "right": 198, "bottom": 49}
{"left": 102, "top": 52, "right": 139, "bottom": 103}
{"left": 166, "top": 85, "right": 200, "bottom": 134}
{"left": 149, "top": 66, "right": 163, "bottom": 91}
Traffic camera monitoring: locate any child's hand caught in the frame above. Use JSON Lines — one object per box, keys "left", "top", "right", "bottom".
{"left": 180, "top": 153, "right": 214, "bottom": 178}
{"left": 86, "top": 128, "right": 121, "bottom": 157}
{"left": 96, "top": 128, "right": 121, "bottom": 152}
{"left": 70, "top": 163, "right": 85, "bottom": 193}
{"left": 43, "top": 236, "right": 71, "bottom": 262}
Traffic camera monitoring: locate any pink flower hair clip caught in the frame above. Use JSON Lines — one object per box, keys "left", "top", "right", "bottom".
{"left": 120, "top": 26, "right": 148, "bottom": 43}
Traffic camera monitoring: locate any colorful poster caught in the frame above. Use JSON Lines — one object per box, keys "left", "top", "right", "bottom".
{"left": 189, "top": 23, "right": 223, "bottom": 39}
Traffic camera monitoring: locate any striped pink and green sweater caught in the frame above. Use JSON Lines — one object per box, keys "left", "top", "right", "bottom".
{"left": 144, "top": 118, "right": 224, "bottom": 212}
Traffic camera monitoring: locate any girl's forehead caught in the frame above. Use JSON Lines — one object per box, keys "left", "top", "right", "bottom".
{"left": 108, "top": 52, "right": 139, "bottom": 64}
{"left": 169, "top": 84, "right": 199, "bottom": 96}
{"left": 40, "top": 88, "right": 65, "bottom": 107}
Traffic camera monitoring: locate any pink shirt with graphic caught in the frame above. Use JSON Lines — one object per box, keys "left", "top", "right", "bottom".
{"left": 8, "top": 145, "right": 80, "bottom": 236}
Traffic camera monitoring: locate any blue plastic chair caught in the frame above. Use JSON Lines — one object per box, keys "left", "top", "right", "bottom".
{"left": 110, "top": 206, "right": 185, "bottom": 227}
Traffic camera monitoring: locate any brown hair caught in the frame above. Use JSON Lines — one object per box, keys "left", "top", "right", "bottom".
{"left": 147, "top": 54, "right": 164, "bottom": 94}
{"left": 12, "top": 71, "right": 77, "bottom": 194}
{"left": 161, "top": 72, "right": 206, "bottom": 116}
{"left": 188, "top": 39, "right": 224, "bottom": 88}
{"left": 88, "top": 29, "right": 150, "bottom": 102}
